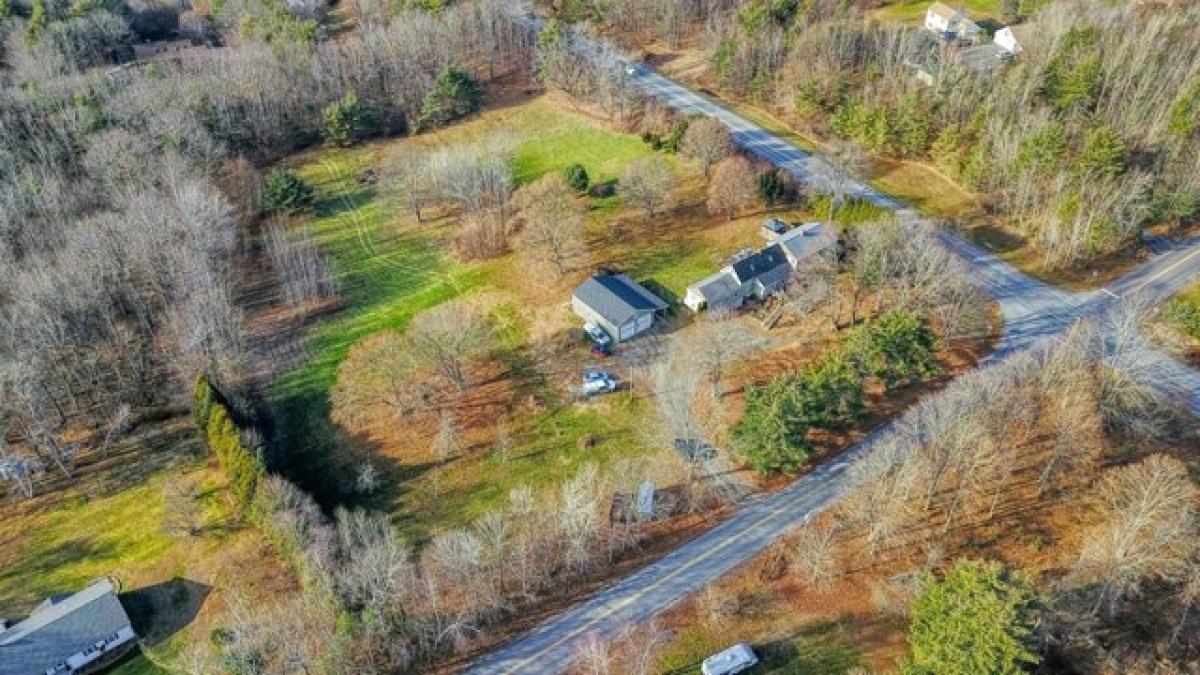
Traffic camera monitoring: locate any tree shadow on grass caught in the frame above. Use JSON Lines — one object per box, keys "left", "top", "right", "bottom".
{"left": 120, "top": 577, "right": 212, "bottom": 647}
{"left": 755, "top": 620, "right": 863, "bottom": 674}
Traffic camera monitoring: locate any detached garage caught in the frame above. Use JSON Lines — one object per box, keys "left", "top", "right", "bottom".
{"left": 572, "top": 272, "right": 668, "bottom": 343}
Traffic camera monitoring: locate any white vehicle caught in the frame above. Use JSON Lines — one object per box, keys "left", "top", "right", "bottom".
{"left": 624, "top": 63, "right": 640, "bottom": 76}
{"left": 701, "top": 642, "right": 758, "bottom": 675}
{"left": 583, "top": 321, "right": 613, "bottom": 348}
{"left": 582, "top": 370, "right": 617, "bottom": 396}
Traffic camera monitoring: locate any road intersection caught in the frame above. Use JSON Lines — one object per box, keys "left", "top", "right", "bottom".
{"left": 468, "top": 36, "right": 1200, "bottom": 674}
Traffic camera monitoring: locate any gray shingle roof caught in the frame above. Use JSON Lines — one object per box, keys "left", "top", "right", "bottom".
{"left": 730, "top": 245, "right": 790, "bottom": 285}
{"left": 0, "top": 579, "right": 134, "bottom": 675}
{"left": 688, "top": 269, "right": 742, "bottom": 305}
{"left": 573, "top": 273, "right": 668, "bottom": 326}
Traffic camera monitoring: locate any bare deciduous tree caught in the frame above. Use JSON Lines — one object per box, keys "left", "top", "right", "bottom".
{"left": 513, "top": 174, "right": 588, "bottom": 279}
{"left": 409, "top": 298, "right": 493, "bottom": 391}
{"left": 706, "top": 155, "right": 758, "bottom": 220}
{"left": 1075, "top": 454, "right": 1199, "bottom": 615}
{"left": 682, "top": 116, "right": 733, "bottom": 178}
{"left": 620, "top": 156, "right": 675, "bottom": 219}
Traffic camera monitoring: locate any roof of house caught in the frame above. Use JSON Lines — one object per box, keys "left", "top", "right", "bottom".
{"left": 927, "top": 2, "right": 962, "bottom": 21}
{"left": 776, "top": 223, "right": 834, "bottom": 261}
{"left": 761, "top": 218, "right": 788, "bottom": 234}
{"left": 573, "top": 273, "right": 667, "bottom": 325}
{"left": 730, "top": 245, "right": 790, "bottom": 285}
{"left": 687, "top": 269, "right": 742, "bottom": 305}
{"left": 997, "top": 23, "right": 1036, "bottom": 43}
{"left": 0, "top": 579, "right": 133, "bottom": 675}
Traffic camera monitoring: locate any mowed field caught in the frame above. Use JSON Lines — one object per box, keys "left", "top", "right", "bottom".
{"left": 270, "top": 91, "right": 799, "bottom": 543}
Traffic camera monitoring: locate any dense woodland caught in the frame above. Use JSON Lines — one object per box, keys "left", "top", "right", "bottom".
{"left": 0, "top": 0, "right": 528, "bottom": 484}
{"left": 562, "top": 0, "right": 1200, "bottom": 269}
{"left": 1, "top": 0, "right": 1198, "bottom": 673}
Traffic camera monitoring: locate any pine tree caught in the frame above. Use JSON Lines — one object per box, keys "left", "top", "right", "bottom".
{"left": 905, "top": 560, "right": 1041, "bottom": 675}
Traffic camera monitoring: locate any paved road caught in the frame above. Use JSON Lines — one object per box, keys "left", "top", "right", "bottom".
{"left": 468, "top": 33, "right": 1200, "bottom": 673}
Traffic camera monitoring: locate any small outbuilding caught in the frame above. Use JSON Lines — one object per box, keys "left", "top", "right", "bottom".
{"left": 0, "top": 578, "right": 137, "bottom": 675}
{"left": 994, "top": 24, "right": 1034, "bottom": 54}
{"left": 572, "top": 272, "right": 668, "bottom": 343}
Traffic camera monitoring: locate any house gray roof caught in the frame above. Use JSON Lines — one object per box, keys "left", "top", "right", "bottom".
{"left": 688, "top": 269, "right": 742, "bottom": 305}
{"left": 573, "top": 273, "right": 667, "bottom": 326}
{"left": 730, "top": 245, "right": 790, "bottom": 285}
{"left": 776, "top": 223, "right": 833, "bottom": 263}
{"left": 0, "top": 578, "right": 133, "bottom": 675}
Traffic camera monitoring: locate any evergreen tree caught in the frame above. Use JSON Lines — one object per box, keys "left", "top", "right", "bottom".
{"left": 1077, "top": 126, "right": 1128, "bottom": 179}
{"left": 563, "top": 163, "right": 589, "bottom": 192}
{"left": 758, "top": 168, "right": 788, "bottom": 205}
{"left": 323, "top": 92, "right": 368, "bottom": 147}
{"left": 1168, "top": 81, "right": 1200, "bottom": 140}
{"left": 263, "top": 170, "right": 315, "bottom": 214}
{"left": 848, "top": 311, "right": 939, "bottom": 389}
{"left": 417, "top": 66, "right": 482, "bottom": 131}
{"left": 26, "top": 0, "right": 48, "bottom": 42}
{"left": 905, "top": 560, "right": 1041, "bottom": 675}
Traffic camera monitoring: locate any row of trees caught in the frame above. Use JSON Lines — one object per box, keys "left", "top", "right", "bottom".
{"left": 735, "top": 309, "right": 938, "bottom": 473}
{"left": 176, "top": 461, "right": 648, "bottom": 672}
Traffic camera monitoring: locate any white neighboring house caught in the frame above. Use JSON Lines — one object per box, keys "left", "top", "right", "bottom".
{"left": 994, "top": 24, "right": 1033, "bottom": 54}
{"left": 572, "top": 272, "right": 668, "bottom": 343}
{"left": 684, "top": 223, "right": 834, "bottom": 313}
{"left": 0, "top": 578, "right": 137, "bottom": 675}
{"left": 925, "top": 2, "right": 982, "bottom": 42}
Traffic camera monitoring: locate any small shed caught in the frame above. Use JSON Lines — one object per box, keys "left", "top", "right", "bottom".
{"left": 760, "top": 218, "right": 789, "bottom": 240}
{"left": 994, "top": 24, "right": 1034, "bottom": 54}
{"left": 572, "top": 272, "right": 668, "bottom": 343}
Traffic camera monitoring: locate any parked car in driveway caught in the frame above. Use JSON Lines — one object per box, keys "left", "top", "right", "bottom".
{"left": 702, "top": 642, "right": 758, "bottom": 675}
{"left": 582, "top": 370, "right": 617, "bottom": 396}
{"left": 584, "top": 321, "right": 613, "bottom": 346}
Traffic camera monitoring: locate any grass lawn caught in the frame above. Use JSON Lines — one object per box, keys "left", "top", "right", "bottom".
{"left": 0, "top": 442, "right": 291, "bottom": 675}
{"left": 271, "top": 94, "right": 729, "bottom": 541}
{"left": 657, "top": 619, "right": 863, "bottom": 674}
{"left": 872, "top": 0, "right": 1003, "bottom": 24}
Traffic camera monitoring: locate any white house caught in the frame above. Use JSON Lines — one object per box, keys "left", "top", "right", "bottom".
{"left": 684, "top": 223, "right": 833, "bottom": 312}
{"left": 0, "top": 578, "right": 137, "bottom": 675}
{"left": 572, "top": 272, "right": 668, "bottom": 343}
{"left": 925, "top": 2, "right": 982, "bottom": 42}
{"left": 994, "top": 24, "right": 1033, "bottom": 54}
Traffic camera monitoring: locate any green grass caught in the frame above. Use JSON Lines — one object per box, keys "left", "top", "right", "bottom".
{"left": 270, "top": 97, "right": 672, "bottom": 537}
{"left": 872, "top": 0, "right": 1002, "bottom": 24}
{"left": 407, "top": 395, "right": 656, "bottom": 535}
{"left": 658, "top": 620, "right": 862, "bottom": 674}
{"left": 1164, "top": 283, "right": 1200, "bottom": 339}
{"left": 0, "top": 476, "right": 175, "bottom": 611}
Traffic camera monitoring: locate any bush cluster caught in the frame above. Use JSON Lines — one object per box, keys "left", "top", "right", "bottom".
{"left": 734, "top": 310, "right": 939, "bottom": 473}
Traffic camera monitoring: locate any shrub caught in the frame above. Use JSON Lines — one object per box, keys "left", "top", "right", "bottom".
{"left": 417, "top": 65, "right": 482, "bottom": 131}
{"left": 323, "top": 91, "right": 368, "bottom": 147}
{"left": 1164, "top": 297, "right": 1200, "bottom": 339}
{"left": 263, "top": 170, "right": 314, "bottom": 214}
{"left": 758, "top": 168, "right": 789, "bottom": 205}
{"left": 563, "top": 163, "right": 589, "bottom": 192}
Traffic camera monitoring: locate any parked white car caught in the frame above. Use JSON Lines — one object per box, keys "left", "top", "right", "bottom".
{"left": 583, "top": 321, "right": 613, "bottom": 348}
{"left": 701, "top": 642, "right": 758, "bottom": 675}
{"left": 582, "top": 370, "right": 617, "bottom": 396}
